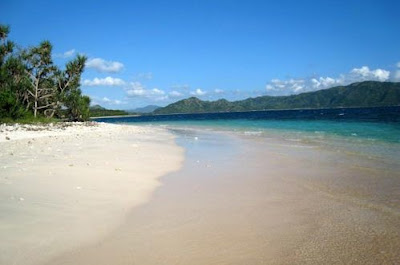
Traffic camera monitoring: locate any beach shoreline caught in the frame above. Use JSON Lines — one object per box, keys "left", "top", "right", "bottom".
{"left": 42, "top": 126, "right": 400, "bottom": 265}
{"left": 0, "top": 122, "right": 184, "bottom": 265}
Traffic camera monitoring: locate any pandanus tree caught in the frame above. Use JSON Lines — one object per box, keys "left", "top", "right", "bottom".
{"left": 0, "top": 24, "right": 91, "bottom": 121}
{"left": 22, "top": 41, "right": 58, "bottom": 117}
{"left": 56, "top": 55, "right": 91, "bottom": 121}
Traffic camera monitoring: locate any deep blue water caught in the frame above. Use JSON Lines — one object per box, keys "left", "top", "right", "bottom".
{"left": 94, "top": 106, "right": 400, "bottom": 143}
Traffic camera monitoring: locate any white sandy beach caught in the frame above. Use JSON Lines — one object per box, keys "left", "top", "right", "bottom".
{"left": 0, "top": 122, "right": 184, "bottom": 265}
{"left": 1, "top": 123, "right": 400, "bottom": 265}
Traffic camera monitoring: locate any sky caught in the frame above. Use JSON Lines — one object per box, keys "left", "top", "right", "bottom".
{"left": 1, "top": 0, "right": 400, "bottom": 109}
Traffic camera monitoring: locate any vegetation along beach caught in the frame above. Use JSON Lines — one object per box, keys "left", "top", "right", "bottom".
{"left": 1, "top": 1, "right": 400, "bottom": 264}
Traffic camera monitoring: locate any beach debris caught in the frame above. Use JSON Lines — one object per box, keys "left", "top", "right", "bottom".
{"left": 86, "top": 162, "right": 91, "bottom": 166}
{"left": 76, "top": 186, "right": 82, "bottom": 190}
{"left": 115, "top": 167, "right": 122, "bottom": 171}
{"left": 5, "top": 136, "right": 10, "bottom": 140}
{"left": 19, "top": 197, "right": 24, "bottom": 201}
{"left": 9, "top": 152, "right": 13, "bottom": 156}
{"left": 69, "top": 164, "right": 74, "bottom": 167}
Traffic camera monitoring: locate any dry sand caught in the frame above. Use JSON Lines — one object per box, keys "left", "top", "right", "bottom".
{"left": 0, "top": 122, "right": 184, "bottom": 265}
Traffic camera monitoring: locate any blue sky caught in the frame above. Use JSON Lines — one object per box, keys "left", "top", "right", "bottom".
{"left": 2, "top": 0, "right": 400, "bottom": 109}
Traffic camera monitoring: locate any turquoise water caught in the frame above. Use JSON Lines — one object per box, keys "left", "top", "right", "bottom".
{"left": 95, "top": 106, "right": 400, "bottom": 143}
{"left": 144, "top": 119, "right": 400, "bottom": 143}
{"left": 95, "top": 107, "right": 400, "bottom": 166}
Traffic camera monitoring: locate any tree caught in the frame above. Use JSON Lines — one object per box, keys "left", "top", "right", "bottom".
{"left": 64, "top": 88, "right": 91, "bottom": 121}
{"left": 22, "top": 41, "right": 57, "bottom": 118}
{"left": 0, "top": 25, "right": 29, "bottom": 120}
{"left": 0, "top": 24, "right": 91, "bottom": 122}
{"left": 57, "top": 54, "right": 91, "bottom": 121}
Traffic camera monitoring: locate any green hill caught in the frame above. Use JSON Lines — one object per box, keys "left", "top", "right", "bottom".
{"left": 154, "top": 81, "right": 400, "bottom": 114}
{"left": 89, "top": 105, "right": 130, "bottom": 117}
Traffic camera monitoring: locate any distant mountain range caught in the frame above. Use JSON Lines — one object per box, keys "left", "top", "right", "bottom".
{"left": 154, "top": 81, "right": 400, "bottom": 114}
{"left": 129, "top": 105, "right": 160, "bottom": 113}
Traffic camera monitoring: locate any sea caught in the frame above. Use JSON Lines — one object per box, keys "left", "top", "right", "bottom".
{"left": 94, "top": 106, "right": 400, "bottom": 168}
{"left": 92, "top": 106, "right": 400, "bottom": 262}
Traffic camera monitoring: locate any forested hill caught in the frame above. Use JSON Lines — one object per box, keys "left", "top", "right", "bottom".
{"left": 154, "top": 81, "right": 400, "bottom": 114}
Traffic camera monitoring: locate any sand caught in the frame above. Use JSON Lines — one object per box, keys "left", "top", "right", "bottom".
{"left": 0, "top": 122, "right": 184, "bottom": 265}
{"left": 1, "top": 124, "right": 400, "bottom": 264}
{"left": 45, "top": 129, "right": 400, "bottom": 265}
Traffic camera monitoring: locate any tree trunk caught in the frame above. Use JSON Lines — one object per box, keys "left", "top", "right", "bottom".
{"left": 33, "top": 75, "right": 39, "bottom": 118}
{"left": 34, "top": 91, "right": 37, "bottom": 117}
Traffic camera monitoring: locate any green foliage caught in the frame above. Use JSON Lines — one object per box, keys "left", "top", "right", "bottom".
{"left": 89, "top": 107, "right": 129, "bottom": 117}
{"left": 0, "top": 88, "right": 27, "bottom": 119}
{"left": 0, "top": 24, "right": 91, "bottom": 123}
{"left": 154, "top": 81, "right": 400, "bottom": 114}
{"left": 64, "top": 89, "right": 91, "bottom": 121}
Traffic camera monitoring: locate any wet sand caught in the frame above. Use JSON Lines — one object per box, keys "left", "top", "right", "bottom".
{"left": 46, "top": 129, "right": 400, "bottom": 265}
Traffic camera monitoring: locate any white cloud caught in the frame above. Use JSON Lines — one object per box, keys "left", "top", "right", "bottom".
{"left": 396, "top": 62, "right": 400, "bottom": 68}
{"left": 54, "top": 49, "right": 76, "bottom": 58}
{"left": 126, "top": 82, "right": 146, "bottom": 96}
{"left": 311, "top": 77, "right": 339, "bottom": 89}
{"left": 91, "top": 96, "right": 125, "bottom": 106}
{"left": 190, "top": 88, "right": 207, "bottom": 96}
{"left": 350, "top": 66, "right": 390, "bottom": 81}
{"left": 83, "top": 77, "right": 126, "bottom": 86}
{"left": 266, "top": 79, "right": 305, "bottom": 93}
{"left": 102, "top": 97, "right": 123, "bottom": 105}
{"left": 265, "top": 65, "right": 393, "bottom": 96}
{"left": 86, "top": 58, "right": 124, "bottom": 73}
{"left": 214, "top": 89, "right": 224, "bottom": 94}
{"left": 169, "top": 91, "right": 183, "bottom": 97}
{"left": 151, "top": 88, "right": 165, "bottom": 95}
{"left": 125, "top": 82, "right": 168, "bottom": 101}
{"left": 64, "top": 49, "right": 76, "bottom": 58}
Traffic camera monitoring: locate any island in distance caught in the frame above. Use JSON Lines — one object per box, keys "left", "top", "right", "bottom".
{"left": 154, "top": 81, "right": 400, "bottom": 115}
